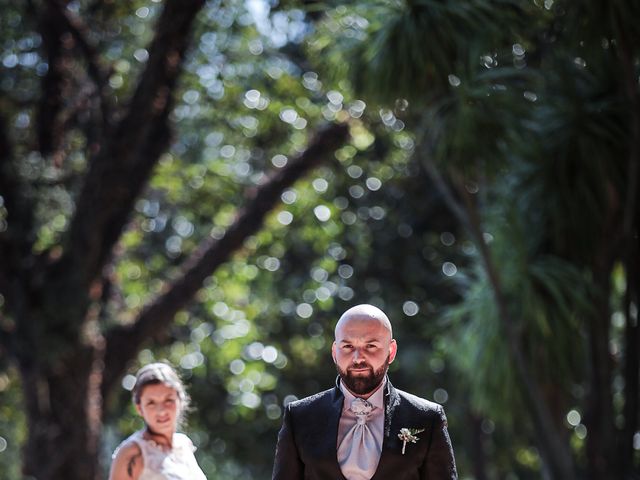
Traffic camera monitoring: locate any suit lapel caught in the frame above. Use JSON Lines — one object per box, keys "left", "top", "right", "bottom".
{"left": 383, "top": 380, "right": 401, "bottom": 439}
{"left": 371, "top": 380, "right": 402, "bottom": 480}
{"left": 324, "top": 382, "right": 347, "bottom": 479}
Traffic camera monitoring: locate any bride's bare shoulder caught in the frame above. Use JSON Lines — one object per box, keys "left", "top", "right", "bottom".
{"left": 109, "top": 440, "right": 143, "bottom": 480}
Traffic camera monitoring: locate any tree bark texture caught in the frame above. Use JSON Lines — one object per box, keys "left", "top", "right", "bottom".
{"left": 8, "top": 1, "right": 208, "bottom": 478}
{"left": 584, "top": 276, "right": 616, "bottom": 480}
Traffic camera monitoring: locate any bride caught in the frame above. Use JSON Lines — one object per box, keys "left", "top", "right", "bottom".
{"left": 109, "top": 362, "right": 207, "bottom": 480}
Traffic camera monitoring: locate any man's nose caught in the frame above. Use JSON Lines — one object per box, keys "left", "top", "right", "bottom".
{"left": 352, "top": 349, "right": 365, "bottom": 362}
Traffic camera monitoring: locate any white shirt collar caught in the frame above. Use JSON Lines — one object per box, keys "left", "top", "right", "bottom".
{"left": 339, "top": 376, "right": 387, "bottom": 411}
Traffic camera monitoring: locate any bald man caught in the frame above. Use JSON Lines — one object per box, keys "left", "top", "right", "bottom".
{"left": 272, "top": 304, "right": 457, "bottom": 480}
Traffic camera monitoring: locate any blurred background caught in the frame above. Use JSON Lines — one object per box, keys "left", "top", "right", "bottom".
{"left": 0, "top": 0, "right": 638, "bottom": 479}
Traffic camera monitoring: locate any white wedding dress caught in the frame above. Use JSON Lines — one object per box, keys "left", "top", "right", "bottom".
{"left": 122, "top": 430, "right": 207, "bottom": 480}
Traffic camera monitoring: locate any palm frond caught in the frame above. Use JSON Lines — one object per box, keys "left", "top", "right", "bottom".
{"left": 346, "top": 0, "right": 531, "bottom": 103}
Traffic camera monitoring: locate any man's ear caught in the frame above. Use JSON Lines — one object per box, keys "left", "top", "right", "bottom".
{"left": 388, "top": 339, "right": 398, "bottom": 364}
{"left": 135, "top": 403, "right": 143, "bottom": 416}
{"left": 331, "top": 341, "right": 337, "bottom": 364}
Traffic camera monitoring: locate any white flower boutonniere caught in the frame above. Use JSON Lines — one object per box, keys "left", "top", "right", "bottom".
{"left": 398, "top": 427, "right": 425, "bottom": 454}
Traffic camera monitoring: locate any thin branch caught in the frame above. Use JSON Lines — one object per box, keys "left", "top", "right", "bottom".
{"left": 0, "top": 111, "right": 35, "bottom": 297}
{"left": 0, "top": 110, "right": 35, "bottom": 360}
{"left": 0, "top": 108, "right": 13, "bottom": 182}
{"left": 36, "top": 1, "right": 69, "bottom": 156}
{"left": 0, "top": 313, "right": 12, "bottom": 357}
{"left": 49, "top": 0, "right": 113, "bottom": 125}
{"left": 48, "top": 81, "right": 97, "bottom": 168}
{"left": 420, "top": 156, "right": 473, "bottom": 234}
{"left": 0, "top": 111, "right": 11, "bottom": 295}
{"left": 101, "top": 122, "right": 350, "bottom": 399}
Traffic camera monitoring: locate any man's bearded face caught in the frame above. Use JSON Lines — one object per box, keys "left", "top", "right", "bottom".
{"left": 337, "top": 355, "right": 389, "bottom": 395}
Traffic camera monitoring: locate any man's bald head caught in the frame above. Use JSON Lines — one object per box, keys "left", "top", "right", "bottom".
{"left": 334, "top": 304, "right": 393, "bottom": 340}
{"left": 332, "top": 304, "right": 396, "bottom": 397}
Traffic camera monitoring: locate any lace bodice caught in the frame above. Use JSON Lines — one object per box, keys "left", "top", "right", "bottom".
{"left": 124, "top": 430, "right": 207, "bottom": 480}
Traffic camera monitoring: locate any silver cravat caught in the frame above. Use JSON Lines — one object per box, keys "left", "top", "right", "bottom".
{"left": 337, "top": 398, "right": 379, "bottom": 480}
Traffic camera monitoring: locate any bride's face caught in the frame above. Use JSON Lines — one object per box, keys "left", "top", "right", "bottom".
{"left": 136, "top": 383, "right": 181, "bottom": 437}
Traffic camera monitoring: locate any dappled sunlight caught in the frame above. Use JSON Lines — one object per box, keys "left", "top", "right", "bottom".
{"left": 1, "top": 0, "right": 639, "bottom": 478}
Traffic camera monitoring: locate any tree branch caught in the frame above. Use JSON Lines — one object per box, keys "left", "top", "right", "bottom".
{"left": 48, "top": 81, "right": 99, "bottom": 168}
{"left": 49, "top": 0, "right": 113, "bottom": 125}
{"left": 57, "top": 0, "right": 205, "bottom": 289}
{"left": 101, "top": 122, "right": 350, "bottom": 399}
{"left": 0, "top": 110, "right": 35, "bottom": 297}
{"left": 36, "top": 0, "right": 69, "bottom": 156}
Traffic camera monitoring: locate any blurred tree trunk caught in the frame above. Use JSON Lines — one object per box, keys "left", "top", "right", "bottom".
{"left": 621, "top": 247, "right": 639, "bottom": 477}
{"left": 618, "top": 12, "right": 640, "bottom": 476}
{"left": 10, "top": 2, "right": 207, "bottom": 476}
{"left": 468, "top": 412, "right": 488, "bottom": 480}
{"left": 20, "top": 330, "right": 104, "bottom": 479}
{"left": 584, "top": 270, "right": 617, "bottom": 479}
{"left": 584, "top": 13, "right": 640, "bottom": 477}
{"left": 582, "top": 198, "right": 618, "bottom": 478}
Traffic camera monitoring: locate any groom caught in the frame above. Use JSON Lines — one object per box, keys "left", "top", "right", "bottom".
{"left": 272, "top": 304, "right": 457, "bottom": 480}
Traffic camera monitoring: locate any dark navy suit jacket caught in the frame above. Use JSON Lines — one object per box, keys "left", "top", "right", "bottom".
{"left": 272, "top": 379, "right": 457, "bottom": 480}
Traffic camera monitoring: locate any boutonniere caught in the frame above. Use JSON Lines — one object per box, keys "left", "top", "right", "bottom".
{"left": 398, "top": 427, "right": 425, "bottom": 454}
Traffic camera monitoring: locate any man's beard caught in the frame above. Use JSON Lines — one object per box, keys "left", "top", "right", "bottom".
{"left": 337, "top": 356, "right": 389, "bottom": 395}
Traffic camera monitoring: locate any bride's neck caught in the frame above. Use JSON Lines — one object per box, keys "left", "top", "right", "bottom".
{"left": 144, "top": 426, "right": 173, "bottom": 448}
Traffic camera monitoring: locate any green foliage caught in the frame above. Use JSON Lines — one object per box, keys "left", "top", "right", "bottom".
{"left": 511, "top": 62, "right": 628, "bottom": 265}
{"left": 302, "top": 0, "right": 638, "bottom": 476}
{"left": 2, "top": 0, "right": 638, "bottom": 477}
{"left": 443, "top": 194, "right": 592, "bottom": 421}
{"left": 310, "top": 0, "right": 529, "bottom": 104}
